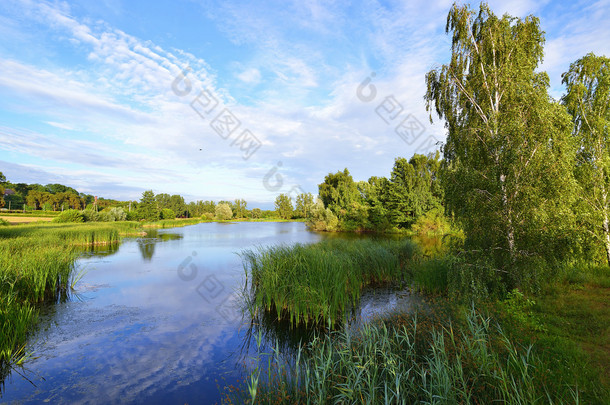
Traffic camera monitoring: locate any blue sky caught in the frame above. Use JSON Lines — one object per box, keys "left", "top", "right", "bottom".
{"left": 1, "top": 0, "right": 609, "bottom": 207}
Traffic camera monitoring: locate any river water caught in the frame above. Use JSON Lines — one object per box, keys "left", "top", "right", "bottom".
{"left": 1, "top": 222, "right": 422, "bottom": 404}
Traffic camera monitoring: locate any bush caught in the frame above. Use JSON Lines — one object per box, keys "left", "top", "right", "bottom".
{"left": 108, "top": 207, "right": 127, "bottom": 221}
{"left": 500, "top": 289, "right": 546, "bottom": 332}
{"left": 125, "top": 210, "right": 140, "bottom": 221}
{"left": 215, "top": 203, "right": 232, "bottom": 221}
{"left": 53, "top": 209, "right": 84, "bottom": 223}
{"left": 411, "top": 208, "right": 451, "bottom": 234}
{"left": 202, "top": 212, "right": 215, "bottom": 221}
{"left": 307, "top": 200, "right": 339, "bottom": 231}
{"left": 251, "top": 208, "right": 262, "bottom": 219}
{"left": 160, "top": 208, "right": 175, "bottom": 219}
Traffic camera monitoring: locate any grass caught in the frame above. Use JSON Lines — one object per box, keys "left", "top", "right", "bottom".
{"left": 494, "top": 262, "right": 610, "bottom": 403}
{"left": 0, "top": 216, "right": 54, "bottom": 224}
{"left": 242, "top": 239, "right": 418, "bottom": 326}
{"left": 226, "top": 308, "right": 578, "bottom": 404}
{"left": 0, "top": 211, "right": 59, "bottom": 217}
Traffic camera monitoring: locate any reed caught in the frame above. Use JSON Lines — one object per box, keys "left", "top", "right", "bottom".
{"left": 230, "top": 309, "right": 579, "bottom": 404}
{"left": 241, "top": 239, "right": 418, "bottom": 325}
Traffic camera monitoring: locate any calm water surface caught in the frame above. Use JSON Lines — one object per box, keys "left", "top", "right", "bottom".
{"left": 2, "top": 222, "right": 421, "bottom": 404}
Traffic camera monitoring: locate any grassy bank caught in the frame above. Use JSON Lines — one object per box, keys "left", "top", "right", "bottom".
{"left": 242, "top": 239, "right": 418, "bottom": 325}
{"left": 237, "top": 239, "right": 609, "bottom": 403}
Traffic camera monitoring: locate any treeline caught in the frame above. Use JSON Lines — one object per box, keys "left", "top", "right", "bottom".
{"left": 0, "top": 175, "right": 124, "bottom": 212}
{"left": 0, "top": 173, "right": 315, "bottom": 223}
{"left": 310, "top": 153, "right": 445, "bottom": 233}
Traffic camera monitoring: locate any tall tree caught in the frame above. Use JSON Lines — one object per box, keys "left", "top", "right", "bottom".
{"left": 387, "top": 153, "right": 444, "bottom": 228}
{"left": 138, "top": 190, "right": 159, "bottom": 221}
{"left": 169, "top": 194, "right": 187, "bottom": 217}
{"left": 318, "top": 169, "right": 361, "bottom": 217}
{"left": 294, "top": 193, "right": 314, "bottom": 218}
{"left": 562, "top": 53, "right": 610, "bottom": 265}
{"left": 274, "top": 194, "right": 294, "bottom": 219}
{"left": 233, "top": 199, "right": 248, "bottom": 218}
{"left": 425, "top": 3, "right": 576, "bottom": 271}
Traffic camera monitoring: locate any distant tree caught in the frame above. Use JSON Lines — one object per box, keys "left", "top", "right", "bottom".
{"left": 155, "top": 193, "right": 172, "bottom": 210}
{"left": 294, "top": 193, "right": 314, "bottom": 218}
{"left": 363, "top": 176, "right": 392, "bottom": 231}
{"left": 251, "top": 208, "right": 262, "bottom": 219}
{"left": 233, "top": 199, "right": 248, "bottom": 218}
{"left": 13, "top": 183, "right": 29, "bottom": 196}
{"left": 28, "top": 184, "right": 47, "bottom": 193}
{"left": 202, "top": 200, "right": 216, "bottom": 214}
{"left": 138, "top": 190, "right": 159, "bottom": 221}
{"left": 0, "top": 174, "right": 4, "bottom": 208}
{"left": 45, "top": 183, "right": 79, "bottom": 195}
{"left": 215, "top": 203, "right": 233, "bottom": 220}
{"left": 562, "top": 53, "right": 610, "bottom": 265}
{"left": 169, "top": 195, "right": 187, "bottom": 217}
{"left": 4, "top": 193, "right": 24, "bottom": 210}
{"left": 275, "top": 194, "right": 294, "bottom": 219}
{"left": 26, "top": 190, "right": 43, "bottom": 210}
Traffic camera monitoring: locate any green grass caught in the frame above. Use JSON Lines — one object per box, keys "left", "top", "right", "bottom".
{"left": 493, "top": 262, "right": 610, "bottom": 404}
{"left": 242, "top": 239, "right": 418, "bottom": 325}
{"left": 0, "top": 211, "right": 60, "bottom": 217}
{"left": 227, "top": 308, "right": 578, "bottom": 404}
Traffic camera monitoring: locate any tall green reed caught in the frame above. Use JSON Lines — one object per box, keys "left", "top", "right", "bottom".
{"left": 242, "top": 239, "right": 418, "bottom": 325}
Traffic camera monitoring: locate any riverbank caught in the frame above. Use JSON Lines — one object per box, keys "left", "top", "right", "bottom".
{"left": 233, "top": 242, "right": 610, "bottom": 404}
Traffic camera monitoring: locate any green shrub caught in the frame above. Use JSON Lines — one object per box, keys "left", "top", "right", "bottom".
{"left": 125, "top": 210, "right": 141, "bottom": 221}
{"left": 412, "top": 256, "right": 453, "bottom": 294}
{"left": 108, "top": 207, "right": 127, "bottom": 221}
{"left": 202, "top": 212, "right": 215, "bottom": 221}
{"left": 411, "top": 208, "right": 451, "bottom": 234}
{"left": 160, "top": 208, "right": 175, "bottom": 219}
{"left": 53, "top": 209, "right": 84, "bottom": 223}
{"left": 215, "top": 203, "right": 232, "bottom": 221}
{"left": 250, "top": 208, "right": 261, "bottom": 219}
{"left": 500, "top": 289, "right": 546, "bottom": 332}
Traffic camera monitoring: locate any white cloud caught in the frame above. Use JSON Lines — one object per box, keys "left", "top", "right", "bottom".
{"left": 237, "top": 67, "right": 261, "bottom": 84}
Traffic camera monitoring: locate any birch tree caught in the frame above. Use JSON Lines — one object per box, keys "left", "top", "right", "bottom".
{"left": 562, "top": 53, "right": 610, "bottom": 266}
{"left": 425, "top": 3, "right": 575, "bottom": 271}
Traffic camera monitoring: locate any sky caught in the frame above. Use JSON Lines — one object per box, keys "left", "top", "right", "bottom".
{"left": 1, "top": 0, "right": 609, "bottom": 208}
